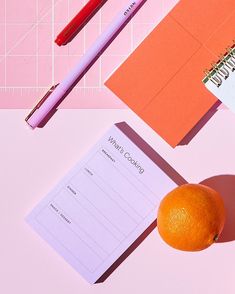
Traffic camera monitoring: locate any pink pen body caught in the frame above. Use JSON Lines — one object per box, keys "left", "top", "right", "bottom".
{"left": 26, "top": 0, "right": 145, "bottom": 129}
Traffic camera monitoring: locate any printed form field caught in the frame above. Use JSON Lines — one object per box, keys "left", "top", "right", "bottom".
{"left": 35, "top": 147, "right": 158, "bottom": 273}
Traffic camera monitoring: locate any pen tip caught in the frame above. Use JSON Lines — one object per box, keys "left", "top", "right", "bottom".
{"left": 55, "top": 36, "right": 64, "bottom": 46}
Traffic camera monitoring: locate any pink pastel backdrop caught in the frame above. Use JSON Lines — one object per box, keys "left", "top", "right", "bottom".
{"left": 1, "top": 1, "right": 235, "bottom": 293}
{"left": 1, "top": 108, "right": 235, "bottom": 294}
{"left": 0, "top": 0, "right": 178, "bottom": 108}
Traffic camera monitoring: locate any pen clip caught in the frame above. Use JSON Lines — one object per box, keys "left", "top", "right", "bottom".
{"left": 25, "top": 84, "right": 59, "bottom": 122}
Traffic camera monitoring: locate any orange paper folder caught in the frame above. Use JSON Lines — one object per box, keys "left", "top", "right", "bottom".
{"left": 105, "top": 0, "right": 235, "bottom": 147}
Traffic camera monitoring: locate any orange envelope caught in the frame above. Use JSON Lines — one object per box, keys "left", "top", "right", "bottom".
{"left": 105, "top": 0, "right": 235, "bottom": 147}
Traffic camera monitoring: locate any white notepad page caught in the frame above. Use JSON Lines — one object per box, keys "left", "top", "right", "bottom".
{"left": 26, "top": 123, "right": 179, "bottom": 283}
{"left": 204, "top": 54, "right": 235, "bottom": 113}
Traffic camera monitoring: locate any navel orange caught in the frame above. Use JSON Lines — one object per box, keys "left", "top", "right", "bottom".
{"left": 157, "top": 184, "right": 226, "bottom": 251}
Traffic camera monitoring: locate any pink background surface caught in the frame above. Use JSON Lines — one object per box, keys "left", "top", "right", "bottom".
{"left": 1, "top": 0, "right": 235, "bottom": 293}
{"left": 0, "top": 0, "right": 178, "bottom": 108}
{"left": 1, "top": 108, "right": 235, "bottom": 293}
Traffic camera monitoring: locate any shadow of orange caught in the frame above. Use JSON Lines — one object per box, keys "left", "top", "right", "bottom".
{"left": 200, "top": 175, "right": 235, "bottom": 243}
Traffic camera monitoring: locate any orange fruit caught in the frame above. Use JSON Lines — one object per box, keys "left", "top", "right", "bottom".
{"left": 157, "top": 184, "right": 226, "bottom": 251}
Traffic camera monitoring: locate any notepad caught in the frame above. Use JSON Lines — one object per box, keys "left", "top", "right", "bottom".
{"left": 105, "top": 0, "right": 235, "bottom": 147}
{"left": 26, "top": 122, "right": 185, "bottom": 283}
{"left": 203, "top": 45, "right": 235, "bottom": 113}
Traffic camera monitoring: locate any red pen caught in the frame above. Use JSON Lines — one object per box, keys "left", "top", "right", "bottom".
{"left": 55, "top": 0, "right": 106, "bottom": 46}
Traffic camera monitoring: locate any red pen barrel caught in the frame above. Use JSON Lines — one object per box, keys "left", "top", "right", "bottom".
{"left": 55, "top": 0, "right": 105, "bottom": 46}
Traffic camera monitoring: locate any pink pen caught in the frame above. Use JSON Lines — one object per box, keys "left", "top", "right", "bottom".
{"left": 26, "top": 0, "right": 146, "bottom": 129}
